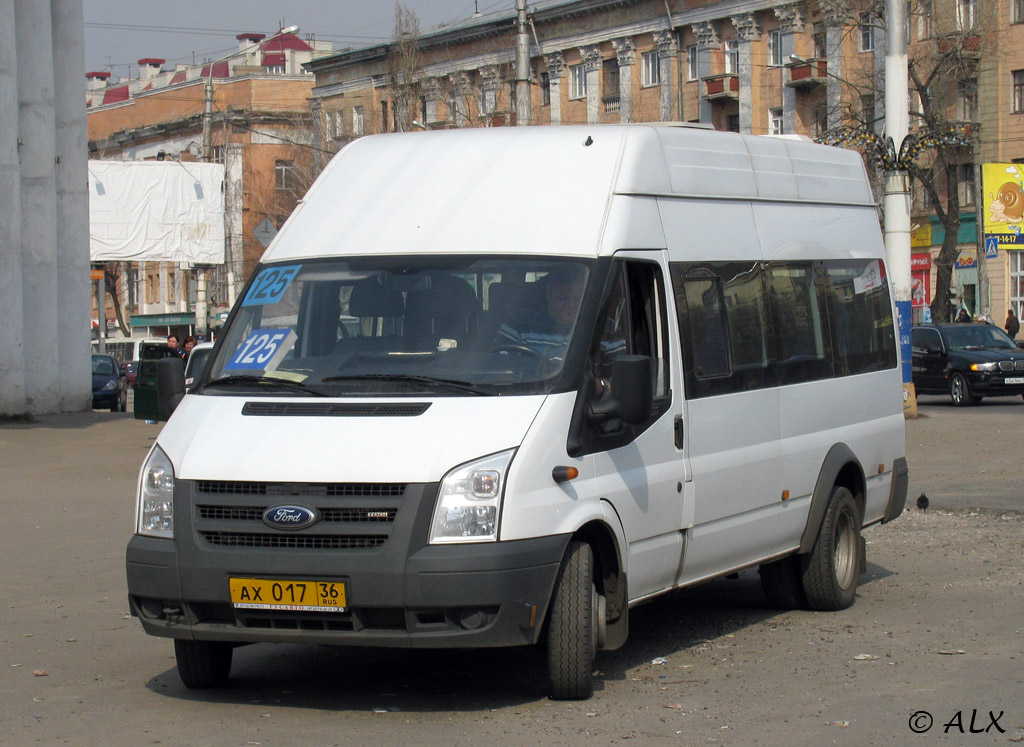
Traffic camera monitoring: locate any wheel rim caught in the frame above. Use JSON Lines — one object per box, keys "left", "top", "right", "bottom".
{"left": 832, "top": 508, "right": 857, "bottom": 590}
{"left": 951, "top": 376, "right": 965, "bottom": 404}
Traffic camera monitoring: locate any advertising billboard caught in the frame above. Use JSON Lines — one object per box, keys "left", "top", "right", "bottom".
{"left": 982, "top": 163, "right": 1024, "bottom": 251}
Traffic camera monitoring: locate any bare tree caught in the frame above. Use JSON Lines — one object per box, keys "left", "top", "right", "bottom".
{"left": 386, "top": 3, "right": 423, "bottom": 132}
{"left": 818, "top": 0, "right": 991, "bottom": 322}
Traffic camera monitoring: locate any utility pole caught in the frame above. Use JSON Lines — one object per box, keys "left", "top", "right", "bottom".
{"left": 883, "top": 0, "right": 912, "bottom": 402}
{"left": 196, "top": 68, "right": 216, "bottom": 339}
{"left": 515, "top": 0, "right": 531, "bottom": 125}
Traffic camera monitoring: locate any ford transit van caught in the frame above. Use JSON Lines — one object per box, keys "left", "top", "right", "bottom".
{"left": 127, "top": 124, "right": 908, "bottom": 699}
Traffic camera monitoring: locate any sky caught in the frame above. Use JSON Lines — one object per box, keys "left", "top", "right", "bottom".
{"left": 83, "top": 0, "right": 509, "bottom": 78}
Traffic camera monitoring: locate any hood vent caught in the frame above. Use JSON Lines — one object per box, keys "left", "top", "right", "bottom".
{"left": 242, "top": 402, "right": 431, "bottom": 417}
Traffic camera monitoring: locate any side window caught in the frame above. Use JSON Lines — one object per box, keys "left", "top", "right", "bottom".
{"left": 766, "top": 262, "right": 833, "bottom": 385}
{"left": 823, "top": 260, "right": 897, "bottom": 375}
{"left": 912, "top": 328, "right": 941, "bottom": 353}
{"left": 671, "top": 262, "right": 771, "bottom": 398}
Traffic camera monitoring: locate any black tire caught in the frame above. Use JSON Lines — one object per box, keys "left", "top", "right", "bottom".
{"left": 174, "top": 640, "right": 232, "bottom": 689}
{"left": 801, "top": 486, "right": 862, "bottom": 611}
{"left": 949, "top": 372, "right": 976, "bottom": 407}
{"left": 547, "top": 541, "right": 598, "bottom": 700}
{"left": 759, "top": 554, "right": 807, "bottom": 610}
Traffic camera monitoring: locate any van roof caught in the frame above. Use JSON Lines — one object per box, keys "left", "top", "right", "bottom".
{"left": 263, "top": 124, "right": 874, "bottom": 263}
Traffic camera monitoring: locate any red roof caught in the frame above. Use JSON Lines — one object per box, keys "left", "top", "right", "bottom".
{"left": 86, "top": 71, "right": 111, "bottom": 79}
{"left": 236, "top": 32, "right": 266, "bottom": 41}
{"left": 102, "top": 86, "right": 129, "bottom": 105}
{"left": 200, "top": 60, "right": 230, "bottom": 79}
{"left": 262, "top": 52, "right": 285, "bottom": 67}
{"left": 138, "top": 58, "right": 165, "bottom": 66}
{"left": 170, "top": 70, "right": 186, "bottom": 84}
{"left": 261, "top": 32, "right": 312, "bottom": 56}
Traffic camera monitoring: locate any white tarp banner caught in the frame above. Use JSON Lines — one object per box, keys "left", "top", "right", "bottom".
{"left": 89, "top": 161, "right": 225, "bottom": 263}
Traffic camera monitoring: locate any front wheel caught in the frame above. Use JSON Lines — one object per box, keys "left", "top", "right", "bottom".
{"left": 801, "top": 486, "right": 862, "bottom": 611}
{"left": 950, "top": 372, "right": 976, "bottom": 407}
{"left": 547, "top": 541, "right": 599, "bottom": 700}
{"left": 174, "top": 640, "right": 232, "bottom": 689}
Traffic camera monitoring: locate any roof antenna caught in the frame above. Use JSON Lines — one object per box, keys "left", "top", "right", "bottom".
{"left": 473, "top": 1, "right": 481, "bottom": 16}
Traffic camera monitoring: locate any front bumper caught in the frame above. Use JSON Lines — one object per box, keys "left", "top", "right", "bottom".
{"left": 126, "top": 479, "right": 569, "bottom": 649}
{"left": 963, "top": 371, "right": 1024, "bottom": 398}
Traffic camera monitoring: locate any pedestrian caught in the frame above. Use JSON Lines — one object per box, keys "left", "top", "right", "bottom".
{"left": 167, "top": 333, "right": 180, "bottom": 350}
{"left": 955, "top": 307, "right": 971, "bottom": 323}
{"left": 1006, "top": 308, "right": 1020, "bottom": 339}
{"left": 181, "top": 335, "right": 196, "bottom": 361}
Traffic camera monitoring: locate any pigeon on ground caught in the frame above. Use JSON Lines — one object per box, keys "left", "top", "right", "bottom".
{"left": 916, "top": 493, "right": 929, "bottom": 511}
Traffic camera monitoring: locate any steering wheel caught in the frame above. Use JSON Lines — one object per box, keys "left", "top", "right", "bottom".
{"left": 491, "top": 343, "right": 544, "bottom": 359}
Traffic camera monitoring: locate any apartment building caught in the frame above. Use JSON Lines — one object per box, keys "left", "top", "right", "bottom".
{"left": 307, "top": 0, "right": 1024, "bottom": 325}
{"left": 86, "top": 29, "right": 331, "bottom": 338}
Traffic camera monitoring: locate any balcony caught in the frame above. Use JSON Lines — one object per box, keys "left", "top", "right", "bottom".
{"left": 785, "top": 57, "right": 827, "bottom": 89}
{"left": 935, "top": 32, "right": 981, "bottom": 60}
{"left": 703, "top": 73, "right": 738, "bottom": 101}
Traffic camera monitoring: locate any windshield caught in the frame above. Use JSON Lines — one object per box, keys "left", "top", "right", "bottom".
{"left": 944, "top": 325, "right": 1018, "bottom": 351}
{"left": 203, "top": 256, "right": 593, "bottom": 396}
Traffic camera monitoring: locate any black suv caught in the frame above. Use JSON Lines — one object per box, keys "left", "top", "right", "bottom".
{"left": 911, "top": 323, "right": 1024, "bottom": 406}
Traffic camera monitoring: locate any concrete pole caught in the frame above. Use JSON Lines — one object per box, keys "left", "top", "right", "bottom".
{"left": 515, "top": 0, "right": 531, "bottom": 125}
{"left": 884, "top": 0, "right": 912, "bottom": 388}
{"left": 0, "top": 0, "right": 26, "bottom": 414}
{"left": 52, "top": 0, "right": 92, "bottom": 410}
{"left": 16, "top": 0, "right": 61, "bottom": 414}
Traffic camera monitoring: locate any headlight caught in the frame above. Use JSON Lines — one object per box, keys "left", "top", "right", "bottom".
{"left": 103, "top": 379, "right": 117, "bottom": 390}
{"left": 137, "top": 445, "right": 174, "bottom": 538}
{"left": 970, "top": 362, "right": 997, "bottom": 372}
{"left": 429, "top": 449, "right": 515, "bottom": 544}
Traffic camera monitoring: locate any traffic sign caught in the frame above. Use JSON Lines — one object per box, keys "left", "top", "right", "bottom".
{"left": 984, "top": 235, "right": 999, "bottom": 259}
{"left": 253, "top": 218, "right": 278, "bottom": 248}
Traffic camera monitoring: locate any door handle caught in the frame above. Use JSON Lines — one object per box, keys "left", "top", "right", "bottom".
{"left": 674, "top": 415, "right": 684, "bottom": 449}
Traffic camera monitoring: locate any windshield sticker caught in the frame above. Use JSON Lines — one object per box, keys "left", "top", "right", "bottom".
{"left": 243, "top": 265, "right": 301, "bottom": 306}
{"left": 225, "top": 329, "right": 297, "bottom": 371}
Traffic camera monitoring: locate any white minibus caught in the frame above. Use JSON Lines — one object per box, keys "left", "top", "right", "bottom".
{"left": 127, "top": 125, "right": 908, "bottom": 699}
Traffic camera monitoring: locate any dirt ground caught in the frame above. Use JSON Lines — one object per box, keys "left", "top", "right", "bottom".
{"left": 0, "top": 400, "right": 1021, "bottom": 745}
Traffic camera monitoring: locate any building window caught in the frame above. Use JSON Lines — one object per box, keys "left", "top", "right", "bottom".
{"left": 956, "top": 0, "right": 976, "bottom": 30}
{"left": 569, "top": 63, "right": 586, "bottom": 99}
{"left": 275, "top": 160, "right": 295, "bottom": 191}
{"left": 918, "top": 1, "right": 934, "bottom": 38}
{"left": 724, "top": 39, "right": 738, "bottom": 75}
{"left": 540, "top": 71, "right": 551, "bottom": 106}
{"left": 726, "top": 114, "right": 740, "bottom": 132}
{"left": 1011, "top": 253, "right": 1024, "bottom": 322}
{"left": 769, "top": 107, "right": 783, "bottom": 135}
{"left": 1014, "top": 70, "right": 1024, "bottom": 113}
{"left": 642, "top": 50, "right": 660, "bottom": 87}
{"left": 957, "top": 163, "right": 975, "bottom": 206}
{"left": 380, "top": 100, "right": 389, "bottom": 132}
{"left": 769, "top": 30, "right": 783, "bottom": 66}
{"left": 814, "top": 103, "right": 828, "bottom": 137}
{"left": 603, "top": 58, "right": 620, "bottom": 96}
{"left": 813, "top": 25, "right": 826, "bottom": 58}
{"left": 861, "top": 93, "right": 875, "bottom": 128}
{"left": 352, "top": 105, "right": 364, "bottom": 136}
{"left": 211, "top": 145, "right": 225, "bottom": 164}
{"left": 1014, "top": 0, "right": 1024, "bottom": 24}
{"left": 686, "top": 46, "right": 698, "bottom": 82}
{"left": 957, "top": 79, "right": 978, "bottom": 122}
{"left": 859, "top": 15, "right": 874, "bottom": 52}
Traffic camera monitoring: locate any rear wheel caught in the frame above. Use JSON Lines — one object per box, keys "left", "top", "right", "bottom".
{"left": 950, "top": 372, "right": 976, "bottom": 407}
{"left": 759, "top": 554, "right": 806, "bottom": 610}
{"left": 174, "top": 640, "right": 232, "bottom": 689}
{"left": 801, "top": 486, "right": 861, "bottom": 611}
{"left": 547, "top": 541, "right": 599, "bottom": 700}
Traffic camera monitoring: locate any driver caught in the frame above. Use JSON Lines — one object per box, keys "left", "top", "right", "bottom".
{"left": 493, "top": 266, "right": 586, "bottom": 359}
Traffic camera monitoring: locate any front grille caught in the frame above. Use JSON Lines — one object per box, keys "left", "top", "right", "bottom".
{"left": 190, "top": 479, "right": 413, "bottom": 551}
{"left": 997, "top": 360, "right": 1024, "bottom": 372}
{"left": 200, "top": 531, "right": 387, "bottom": 550}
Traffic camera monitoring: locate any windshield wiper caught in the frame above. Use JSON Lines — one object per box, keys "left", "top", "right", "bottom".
{"left": 202, "top": 375, "right": 329, "bottom": 397}
{"left": 321, "top": 373, "right": 491, "bottom": 395}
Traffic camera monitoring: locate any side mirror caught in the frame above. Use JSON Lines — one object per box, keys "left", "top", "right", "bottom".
{"left": 156, "top": 357, "right": 186, "bottom": 421}
{"left": 589, "top": 355, "right": 653, "bottom": 426}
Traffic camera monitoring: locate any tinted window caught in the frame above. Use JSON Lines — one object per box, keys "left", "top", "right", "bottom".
{"left": 823, "top": 260, "right": 898, "bottom": 375}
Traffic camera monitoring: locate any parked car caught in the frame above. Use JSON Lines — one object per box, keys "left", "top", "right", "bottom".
{"left": 183, "top": 341, "right": 215, "bottom": 390}
{"left": 911, "top": 323, "right": 1024, "bottom": 406}
{"left": 91, "top": 353, "right": 127, "bottom": 412}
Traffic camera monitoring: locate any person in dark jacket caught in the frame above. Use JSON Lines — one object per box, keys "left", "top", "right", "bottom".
{"left": 1006, "top": 309, "right": 1020, "bottom": 339}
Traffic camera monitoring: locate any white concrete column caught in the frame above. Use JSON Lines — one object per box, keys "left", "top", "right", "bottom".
{"left": 774, "top": 3, "right": 805, "bottom": 135}
{"left": 545, "top": 52, "right": 565, "bottom": 126}
{"left": 16, "top": 0, "right": 60, "bottom": 413}
{"left": 653, "top": 30, "right": 677, "bottom": 122}
{"left": 225, "top": 142, "right": 245, "bottom": 306}
{"left": 732, "top": 13, "right": 761, "bottom": 134}
{"left": 822, "top": 0, "right": 846, "bottom": 131}
{"left": 579, "top": 45, "right": 602, "bottom": 125}
{"left": 0, "top": 0, "right": 26, "bottom": 413}
{"left": 611, "top": 38, "right": 635, "bottom": 124}
{"left": 449, "top": 72, "right": 473, "bottom": 128}
{"left": 52, "top": 0, "right": 91, "bottom": 411}
{"left": 693, "top": 21, "right": 719, "bottom": 125}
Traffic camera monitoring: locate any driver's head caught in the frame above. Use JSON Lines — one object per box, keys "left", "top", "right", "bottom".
{"left": 545, "top": 267, "right": 585, "bottom": 326}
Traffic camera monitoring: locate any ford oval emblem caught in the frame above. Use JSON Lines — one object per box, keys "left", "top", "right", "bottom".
{"left": 262, "top": 505, "right": 318, "bottom": 531}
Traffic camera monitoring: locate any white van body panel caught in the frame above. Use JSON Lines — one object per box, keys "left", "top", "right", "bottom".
{"left": 159, "top": 394, "right": 545, "bottom": 483}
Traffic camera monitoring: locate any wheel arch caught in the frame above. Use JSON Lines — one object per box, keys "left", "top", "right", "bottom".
{"left": 564, "top": 513, "right": 628, "bottom": 651}
{"left": 798, "top": 443, "right": 866, "bottom": 555}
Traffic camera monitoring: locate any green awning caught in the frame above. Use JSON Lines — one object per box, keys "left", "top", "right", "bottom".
{"left": 129, "top": 313, "right": 196, "bottom": 325}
